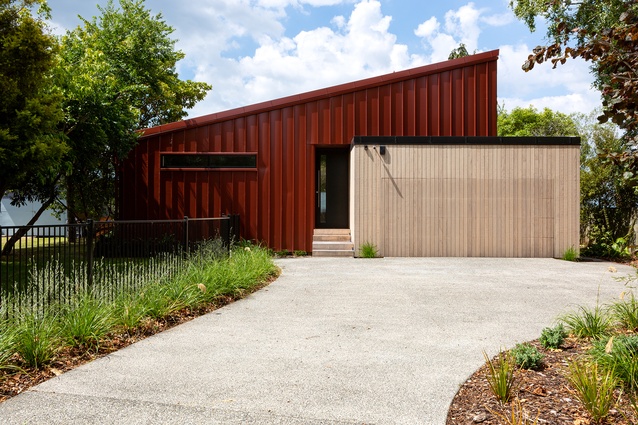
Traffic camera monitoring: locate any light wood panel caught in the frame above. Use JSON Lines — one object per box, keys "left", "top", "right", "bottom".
{"left": 352, "top": 144, "right": 579, "bottom": 257}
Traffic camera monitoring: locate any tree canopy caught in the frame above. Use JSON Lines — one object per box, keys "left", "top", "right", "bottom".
{"left": 56, "top": 0, "right": 211, "bottom": 220}
{"left": 0, "top": 0, "right": 67, "bottom": 205}
{"left": 510, "top": 0, "right": 638, "bottom": 142}
{"left": 497, "top": 105, "right": 579, "bottom": 137}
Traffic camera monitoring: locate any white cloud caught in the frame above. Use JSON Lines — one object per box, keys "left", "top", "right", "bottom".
{"left": 497, "top": 44, "right": 600, "bottom": 114}
{"left": 188, "top": 0, "right": 425, "bottom": 116}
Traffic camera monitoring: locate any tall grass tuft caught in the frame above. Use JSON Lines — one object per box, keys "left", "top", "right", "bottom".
{"left": 0, "top": 317, "right": 17, "bottom": 372}
{"left": 567, "top": 359, "right": 619, "bottom": 424}
{"left": 59, "top": 294, "right": 114, "bottom": 350}
{"left": 359, "top": 242, "right": 379, "bottom": 258}
{"left": 610, "top": 293, "right": 638, "bottom": 332}
{"left": 483, "top": 350, "right": 517, "bottom": 404}
{"left": 487, "top": 397, "right": 539, "bottom": 425}
{"left": 590, "top": 335, "right": 638, "bottom": 393}
{"left": 561, "top": 305, "right": 612, "bottom": 340}
{"left": 14, "top": 312, "right": 60, "bottom": 369}
{"left": 562, "top": 246, "right": 579, "bottom": 261}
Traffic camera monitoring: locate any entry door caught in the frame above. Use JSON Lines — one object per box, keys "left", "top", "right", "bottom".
{"left": 316, "top": 149, "right": 349, "bottom": 228}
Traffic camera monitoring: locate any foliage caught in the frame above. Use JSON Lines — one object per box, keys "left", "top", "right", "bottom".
{"left": 54, "top": 0, "right": 211, "bottom": 220}
{"left": 448, "top": 43, "right": 472, "bottom": 60}
{"left": 511, "top": 0, "right": 638, "bottom": 188}
{"left": 59, "top": 294, "right": 114, "bottom": 349}
{"left": 511, "top": 343, "right": 544, "bottom": 370}
{"left": 487, "top": 397, "right": 539, "bottom": 425}
{"left": 590, "top": 335, "right": 638, "bottom": 393}
{"left": 610, "top": 293, "right": 638, "bottom": 332}
{"left": 1, "top": 242, "right": 277, "bottom": 372}
{"left": 539, "top": 324, "right": 566, "bottom": 349}
{"left": 293, "top": 250, "right": 307, "bottom": 257}
{"left": 498, "top": 105, "right": 579, "bottom": 137}
{"left": 14, "top": 312, "right": 59, "bottom": 368}
{"left": 567, "top": 359, "right": 619, "bottom": 424}
{"left": 561, "top": 305, "right": 612, "bottom": 340}
{"left": 483, "top": 350, "right": 517, "bottom": 404}
{"left": 359, "top": 242, "right": 379, "bottom": 258}
{"left": 562, "top": 246, "right": 578, "bottom": 261}
{"left": 578, "top": 111, "right": 638, "bottom": 254}
{"left": 0, "top": 0, "right": 67, "bottom": 204}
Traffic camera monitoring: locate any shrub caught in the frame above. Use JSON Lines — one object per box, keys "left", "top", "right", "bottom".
{"left": 590, "top": 335, "right": 638, "bottom": 393}
{"left": 539, "top": 324, "right": 567, "bottom": 349}
{"left": 511, "top": 343, "right": 544, "bottom": 370}
{"left": 567, "top": 359, "right": 619, "bottom": 424}
{"left": 483, "top": 350, "right": 517, "bottom": 404}
{"left": 610, "top": 293, "right": 638, "bottom": 332}
{"left": 359, "top": 242, "right": 379, "bottom": 258}
{"left": 14, "top": 312, "right": 60, "bottom": 369}
{"left": 562, "top": 246, "right": 579, "bottom": 261}
{"left": 561, "top": 305, "right": 612, "bottom": 340}
{"left": 60, "top": 294, "right": 114, "bottom": 350}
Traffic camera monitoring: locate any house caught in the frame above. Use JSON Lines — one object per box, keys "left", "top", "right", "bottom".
{"left": 1, "top": 194, "right": 67, "bottom": 236}
{"left": 119, "top": 50, "right": 580, "bottom": 257}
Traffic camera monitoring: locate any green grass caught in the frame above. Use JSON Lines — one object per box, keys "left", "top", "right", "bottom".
{"left": 59, "top": 295, "right": 114, "bottom": 350}
{"left": 562, "top": 246, "right": 579, "bottom": 261}
{"left": 14, "top": 312, "right": 60, "bottom": 369}
{"left": 359, "top": 241, "right": 379, "bottom": 258}
{"left": 483, "top": 349, "right": 517, "bottom": 404}
{"left": 0, "top": 241, "right": 279, "bottom": 371}
{"left": 610, "top": 293, "right": 638, "bottom": 332}
{"left": 590, "top": 335, "right": 638, "bottom": 393}
{"left": 561, "top": 305, "right": 612, "bottom": 340}
{"left": 567, "top": 359, "right": 619, "bottom": 424}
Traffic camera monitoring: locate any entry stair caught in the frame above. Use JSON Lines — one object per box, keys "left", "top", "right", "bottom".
{"left": 312, "top": 229, "right": 354, "bottom": 257}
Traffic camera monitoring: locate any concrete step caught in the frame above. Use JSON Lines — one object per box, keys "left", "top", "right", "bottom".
{"left": 312, "top": 249, "right": 354, "bottom": 257}
{"left": 312, "top": 241, "right": 354, "bottom": 251}
{"left": 313, "top": 228, "right": 351, "bottom": 236}
{"left": 313, "top": 234, "right": 352, "bottom": 242}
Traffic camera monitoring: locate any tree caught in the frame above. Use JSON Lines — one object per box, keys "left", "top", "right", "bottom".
{"left": 510, "top": 0, "right": 638, "bottom": 149}
{"left": 497, "top": 105, "right": 579, "bottom": 137}
{"left": 577, "top": 111, "right": 637, "bottom": 255}
{"left": 0, "top": 0, "right": 67, "bottom": 207}
{"left": 55, "top": 0, "right": 211, "bottom": 221}
{"left": 448, "top": 43, "right": 470, "bottom": 60}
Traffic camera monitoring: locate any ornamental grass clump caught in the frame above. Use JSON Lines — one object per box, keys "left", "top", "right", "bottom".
{"left": 567, "top": 359, "right": 619, "bottom": 424}
{"left": 14, "top": 312, "right": 60, "bottom": 369}
{"left": 561, "top": 305, "right": 612, "bottom": 340}
{"left": 590, "top": 335, "right": 638, "bottom": 393}
{"left": 610, "top": 293, "right": 638, "bottom": 332}
{"left": 59, "top": 294, "right": 114, "bottom": 350}
{"left": 483, "top": 350, "right": 517, "bottom": 404}
{"left": 359, "top": 242, "right": 379, "bottom": 258}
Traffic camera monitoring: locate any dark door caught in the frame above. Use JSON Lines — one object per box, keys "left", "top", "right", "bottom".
{"left": 316, "top": 149, "right": 349, "bottom": 228}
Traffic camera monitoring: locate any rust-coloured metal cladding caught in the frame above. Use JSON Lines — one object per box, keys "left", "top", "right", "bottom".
{"left": 120, "top": 50, "right": 499, "bottom": 253}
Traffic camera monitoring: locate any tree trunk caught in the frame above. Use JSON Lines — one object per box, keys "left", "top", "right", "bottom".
{"left": 1, "top": 195, "right": 56, "bottom": 256}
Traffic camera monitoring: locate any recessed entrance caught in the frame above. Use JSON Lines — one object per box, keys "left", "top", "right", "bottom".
{"left": 315, "top": 149, "right": 349, "bottom": 229}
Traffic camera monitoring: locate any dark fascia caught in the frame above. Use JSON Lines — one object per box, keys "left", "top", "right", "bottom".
{"left": 351, "top": 136, "right": 581, "bottom": 146}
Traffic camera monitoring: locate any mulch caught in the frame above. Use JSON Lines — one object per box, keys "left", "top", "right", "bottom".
{"left": 446, "top": 338, "right": 638, "bottom": 425}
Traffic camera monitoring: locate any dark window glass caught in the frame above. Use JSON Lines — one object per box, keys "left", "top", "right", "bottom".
{"left": 161, "top": 154, "right": 256, "bottom": 169}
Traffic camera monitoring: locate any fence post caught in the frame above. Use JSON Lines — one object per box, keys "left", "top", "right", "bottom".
{"left": 232, "top": 214, "right": 240, "bottom": 245}
{"left": 220, "top": 214, "right": 230, "bottom": 248}
{"left": 86, "top": 220, "right": 94, "bottom": 287}
{"left": 183, "top": 216, "right": 189, "bottom": 256}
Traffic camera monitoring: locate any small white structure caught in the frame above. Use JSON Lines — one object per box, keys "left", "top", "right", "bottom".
{"left": 0, "top": 194, "right": 67, "bottom": 236}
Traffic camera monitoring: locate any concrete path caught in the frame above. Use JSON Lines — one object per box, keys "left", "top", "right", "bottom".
{"left": 0, "top": 257, "right": 634, "bottom": 424}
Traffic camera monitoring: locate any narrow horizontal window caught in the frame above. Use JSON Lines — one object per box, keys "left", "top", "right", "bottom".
{"left": 161, "top": 154, "right": 257, "bottom": 169}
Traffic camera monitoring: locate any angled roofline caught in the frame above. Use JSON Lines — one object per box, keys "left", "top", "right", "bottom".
{"left": 138, "top": 49, "right": 500, "bottom": 139}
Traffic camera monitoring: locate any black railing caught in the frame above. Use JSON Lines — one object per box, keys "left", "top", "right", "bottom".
{"left": 0, "top": 215, "right": 240, "bottom": 318}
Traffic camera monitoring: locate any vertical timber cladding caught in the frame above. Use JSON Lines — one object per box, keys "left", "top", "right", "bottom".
{"left": 352, "top": 137, "right": 580, "bottom": 258}
{"left": 121, "top": 50, "right": 499, "bottom": 253}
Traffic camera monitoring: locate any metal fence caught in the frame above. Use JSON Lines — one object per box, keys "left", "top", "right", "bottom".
{"left": 0, "top": 215, "right": 240, "bottom": 318}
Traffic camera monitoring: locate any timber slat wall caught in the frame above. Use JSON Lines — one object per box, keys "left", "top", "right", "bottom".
{"left": 120, "top": 51, "right": 499, "bottom": 253}
{"left": 352, "top": 143, "right": 580, "bottom": 257}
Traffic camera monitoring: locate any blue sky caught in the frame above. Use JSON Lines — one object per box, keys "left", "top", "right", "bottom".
{"left": 45, "top": 0, "right": 600, "bottom": 120}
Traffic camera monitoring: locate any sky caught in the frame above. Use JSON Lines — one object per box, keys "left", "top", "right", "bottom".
{"left": 44, "top": 0, "right": 601, "bottom": 120}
